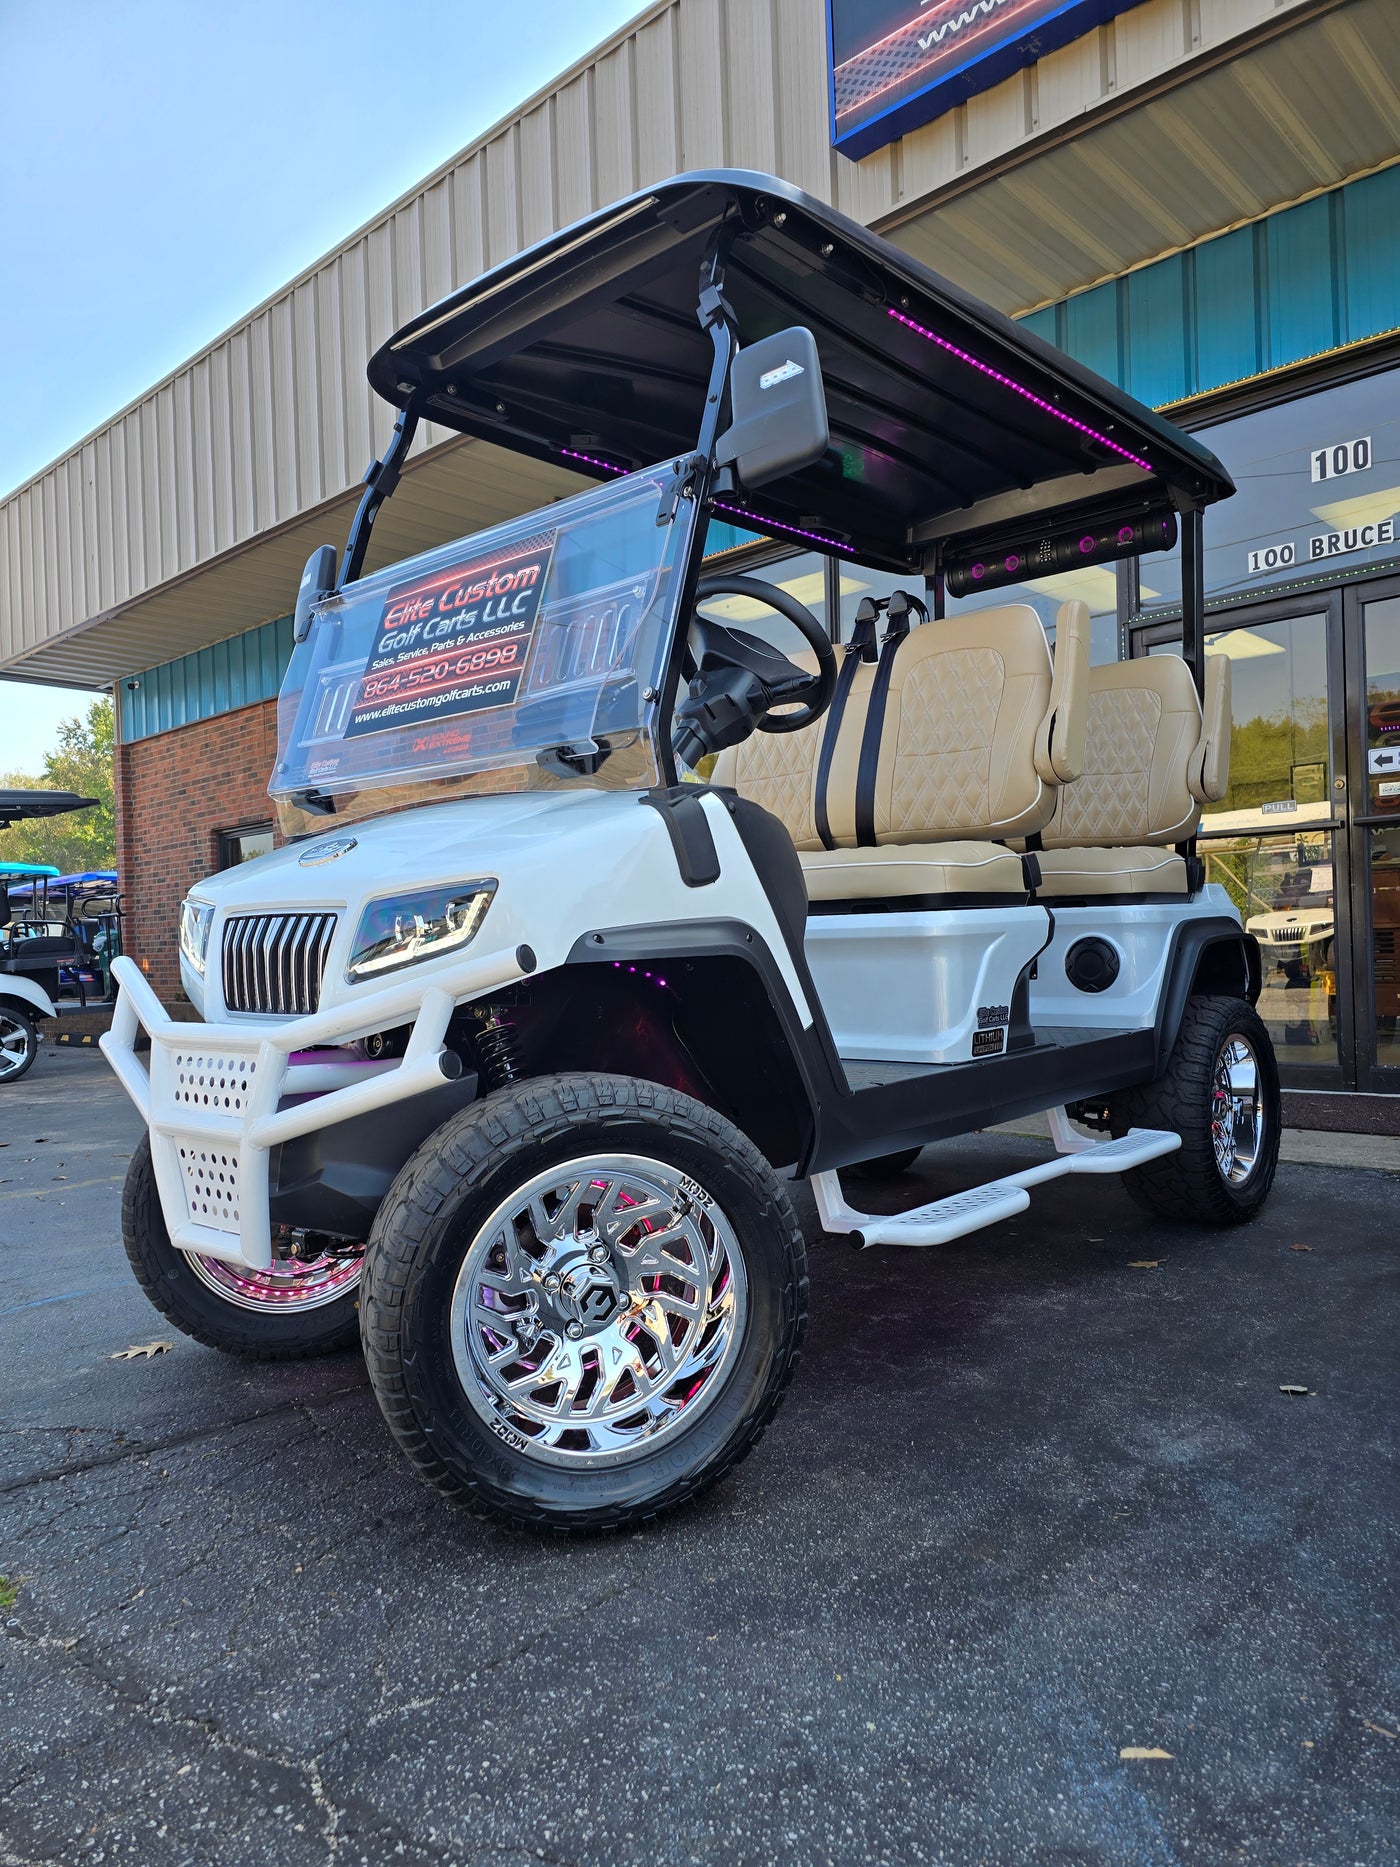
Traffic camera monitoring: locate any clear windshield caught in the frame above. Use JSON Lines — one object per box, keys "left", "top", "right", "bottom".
{"left": 271, "top": 464, "right": 696, "bottom": 834}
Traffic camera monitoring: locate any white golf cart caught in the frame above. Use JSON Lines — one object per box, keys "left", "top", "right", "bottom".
{"left": 0, "top": 788, "right": 103, "bottom": 1083}
{"left": 104, "top": 172, "right": 1277, "bottom": 1532}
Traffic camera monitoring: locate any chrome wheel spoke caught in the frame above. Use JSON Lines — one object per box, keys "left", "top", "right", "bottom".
{"left": 1211, "top": 1035, "right": 1264, "bottom": 1187}
{"left": 449, "top": 1153, "right": 748, "bottom": 1467}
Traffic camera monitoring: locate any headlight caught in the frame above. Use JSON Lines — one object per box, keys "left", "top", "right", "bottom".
{"left": 178, "top": 899, "right": 214, "bottom": 975}
{"left": 347, "top": 881, "right": 497, "bottom": 983}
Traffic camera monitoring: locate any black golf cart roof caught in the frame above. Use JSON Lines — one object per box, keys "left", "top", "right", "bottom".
{"left": 370, "top": 170, "right": 1233, "bottom": 572}
{"left": 0, "top": 789, "right": 99, "bottom": 830}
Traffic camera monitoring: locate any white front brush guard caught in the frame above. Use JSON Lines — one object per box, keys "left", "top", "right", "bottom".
{"left": 101, "top": 950, "right": 524, "bottom": 1270}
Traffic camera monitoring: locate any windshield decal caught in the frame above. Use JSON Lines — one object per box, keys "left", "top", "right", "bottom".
{"left": 345, "top": 532, "right": 556, "bottom": 738}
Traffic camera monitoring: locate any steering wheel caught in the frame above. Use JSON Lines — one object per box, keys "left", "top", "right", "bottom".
{"left": 691, "top": 574, "right": 837, "bottom": 733}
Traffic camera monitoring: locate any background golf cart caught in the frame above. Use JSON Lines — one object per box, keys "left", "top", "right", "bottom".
{"left": 0, "top": 789, "right": 115, "bottom": 1082}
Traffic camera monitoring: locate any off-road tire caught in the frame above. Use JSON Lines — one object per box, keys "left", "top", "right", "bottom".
{"left": 846, "top": 1146, "right": 923, "bottom": 1181}
{"left": 1111, "top": 995, "right": 1280, "bottom": 1225}
{"left": 0, "top": 1003, "right": 39, "bottom": 1084}
{"left": 120, "top": 1137, "right": 362, "bottom": 1358}
{"left": 359, "top": 1073, "right": 808, "bottom": 1534}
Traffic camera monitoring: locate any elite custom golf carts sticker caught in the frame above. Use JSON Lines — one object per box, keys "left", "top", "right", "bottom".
{"left": 346, "top": 532, "right": 556, "bottom": 738}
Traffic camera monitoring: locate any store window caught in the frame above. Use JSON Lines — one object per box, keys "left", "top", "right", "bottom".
{"left": 217, "top": 825, "right": 274, "bottom": 869}
{"left": 1141, "top": 366, "right": 1400, "bottom": 611}
{"left": 835, "top": 561, "right": 1119, "bottom": 663}
{"left": 693, "top": 548, "right": 832, "bottom": 651}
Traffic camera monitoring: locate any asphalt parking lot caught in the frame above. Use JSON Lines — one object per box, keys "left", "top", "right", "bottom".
{"left": 2, "top": 1045, "right": 1396, "bottom": 1867}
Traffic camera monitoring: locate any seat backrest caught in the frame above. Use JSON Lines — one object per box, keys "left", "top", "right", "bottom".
{"left": 714, "top": 599, "right": 1088, "bottom": 849}
{"left": 1040, "top": 650, "right": 1231, "bottom": 848}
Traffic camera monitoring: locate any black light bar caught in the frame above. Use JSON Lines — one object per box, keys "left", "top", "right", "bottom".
{"left": 945, "top": 508, "right": 1178, "bottom": 598}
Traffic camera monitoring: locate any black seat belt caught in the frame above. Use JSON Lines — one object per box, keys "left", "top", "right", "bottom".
{"left": 853, "top": 589, "right": 926, "bottom": 848}
{"left": 814, "top": 598, "right": 879, "bottom": 851}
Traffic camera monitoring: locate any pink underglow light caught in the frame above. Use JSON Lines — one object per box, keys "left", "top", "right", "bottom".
{"left": 560, "top": 446, "right": 626, "bottom": 474}
{"left": 886, "top": 308, "right": 1153, "bottom": 474}
{"left": 713, "top": 500, "right": 848, "bottom": 554}
{"left": 557, "top": 447, "right": 852, "bottom": 553}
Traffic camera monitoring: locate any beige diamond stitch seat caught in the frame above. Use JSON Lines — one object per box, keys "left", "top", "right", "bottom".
{"left": 1031, "top": 652, "right": 1231, "bottom": 898}
{"left": 714, "top": 599, "right": 1089, "bottom": 902}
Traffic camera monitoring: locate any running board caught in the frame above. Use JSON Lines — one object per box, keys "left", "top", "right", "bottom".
{"left": 811, "top": 1114, "right": 1181, "bottom": 1249}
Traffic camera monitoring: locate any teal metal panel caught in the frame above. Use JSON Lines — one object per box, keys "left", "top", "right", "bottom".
{"left": 703, "top": 519, "right": 764, "bottom": 556}
{"left": 1126, "top": 254, "right": 1188, "bottom": 407}
{"left": 1017, "top": 305, "right": 1059, "bottom": 347}
{"left": 1265, "top": 192, "right": 1335, "bottom": 369}
{"left": 1018, "top": 166, "right": 1399, "bottom": 408}
{"left": 1064, "top": 281, "right": 1119, "bottom": 383}
{"left": 1191, "top": 226, "right": 1259, "bottom": 394}
{"left": 1342, "top": 164, "right": 1400, "bottom": 346}
{"left": 119, "top": 614, "right": 292, "bottom": 743}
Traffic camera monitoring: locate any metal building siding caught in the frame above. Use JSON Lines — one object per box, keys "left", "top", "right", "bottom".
{"left": 0, "top": 0, "right": 1362, "bottom": 684}
{"left": 119, "top": 615, "right": 294, "bottom": 744}
{"left": 1029, "top": 165, "right": 1400, "bottom": 406}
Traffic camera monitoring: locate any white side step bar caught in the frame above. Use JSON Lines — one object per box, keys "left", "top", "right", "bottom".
{"left": 811, "top": 1111, "right": 1181, "bottom": 1249}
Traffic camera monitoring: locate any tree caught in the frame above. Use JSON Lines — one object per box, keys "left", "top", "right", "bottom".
{"left": 0, "top": 697, "right": 117, "bottom": 875}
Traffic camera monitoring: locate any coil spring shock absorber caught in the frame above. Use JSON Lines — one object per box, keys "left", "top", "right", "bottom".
{"left": 474, "top": 1003, "right": 520, "bottom": 1089}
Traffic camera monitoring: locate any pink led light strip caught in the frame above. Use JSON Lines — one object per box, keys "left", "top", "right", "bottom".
{"left": 559, "top": 448, "right": 853, "bottom": 554}
{"left": 886, "top": 307, "right": 1152, "bottom": 474}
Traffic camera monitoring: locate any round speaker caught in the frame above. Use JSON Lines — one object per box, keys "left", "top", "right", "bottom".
{"left": 1065, "top": 936, "right": 1120, "bottom": 994}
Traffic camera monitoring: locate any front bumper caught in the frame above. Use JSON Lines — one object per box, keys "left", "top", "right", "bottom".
{"left": 101, "top": 949, "right": 522, "bottom": 1270}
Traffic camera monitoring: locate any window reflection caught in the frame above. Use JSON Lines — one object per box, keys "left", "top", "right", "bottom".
{"left": 1369, "top": 826, "right": 1400, "bottom": 1070}
{"left": 1144, "top": 368, "right": 1400, "bottom": 606}
{"left": 835, "top": 561, "right": 1122, "bottom": 662}
{"left": 695, "top": 550, "right": 830, "bottom": 652}
{"left": 1148, "top": 613, "right": 1332, "bottom": 830}
{"left": 1201, "top": 831, "right": 1338, "bottom": 1066}
{"left": 1362, "top": 595, "right": 1400, "bottom": 818}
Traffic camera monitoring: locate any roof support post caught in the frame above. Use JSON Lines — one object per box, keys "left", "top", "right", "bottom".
{"left": 1181, "top": 505, "right": 1206, "bottom": 701}
{"left": 654, "top": 244, "right": 740, "bottom": 787}
{"left": 340, "top": 399, "right": 423, "bottom": 589}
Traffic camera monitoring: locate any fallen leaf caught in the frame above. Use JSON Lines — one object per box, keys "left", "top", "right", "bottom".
{"left": 1128, "top": 1260, "right": 1162, "bottom": 1270}
{"left": 1279, "top": 1384, "right": 1310, "bottom": 1397}
{"left": 1362, "top": 1719, "right": 1397, "bottom": 1739}
{"left": 1119, "top": 1746, "right": 1173, "bottom": 1760}
{"left": 1290, "top": 1244, "right": 1312, "bottom": 1253}
{"left": 109, "top": 1341, "right": 173, "bottom": 1361}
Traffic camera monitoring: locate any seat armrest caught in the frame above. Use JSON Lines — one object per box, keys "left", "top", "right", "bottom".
{"left": 1188, "top": 652, "right": 1231, "bottom": 803}
{"left": 1034, "top": 599, "right": 1090, "bottom": 785}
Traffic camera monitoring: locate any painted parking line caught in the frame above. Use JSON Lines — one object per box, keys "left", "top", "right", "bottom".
{"left": 0, "top": 1281, "right": 130, "bottom": 1317}
{"left": 0, "top": 1173, "right": 127, "bottom": 1198}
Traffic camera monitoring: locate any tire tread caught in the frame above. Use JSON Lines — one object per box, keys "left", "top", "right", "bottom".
{"left": 360, "top": 1072, "right": 808, "bottom": 1533}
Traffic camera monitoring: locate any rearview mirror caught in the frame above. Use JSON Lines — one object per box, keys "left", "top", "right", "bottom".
{"left": 293, "top": 544, "right": 338, "bottom": 642}
{"left": 715, "top": 326, "right": 828, "bottom": 490}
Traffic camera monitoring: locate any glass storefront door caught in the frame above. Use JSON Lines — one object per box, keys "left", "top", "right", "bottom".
{"left": 1348, "top": 583, "right": 1400, "bottom": 1088}
{"left": 1137, "top": 578, "right": 1400, "bottom": 1092}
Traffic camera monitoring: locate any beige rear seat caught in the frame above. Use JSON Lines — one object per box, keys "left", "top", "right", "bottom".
{"left": 1032, "top": 652, "right": 1231, "bottom": 897}
{"left": 714, "top": 600, "right": 1089, "bottom": 901}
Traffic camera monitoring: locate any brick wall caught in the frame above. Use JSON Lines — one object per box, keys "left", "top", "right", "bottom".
{"left": 115, "top": 699, "right": 281, "bottom": 1005}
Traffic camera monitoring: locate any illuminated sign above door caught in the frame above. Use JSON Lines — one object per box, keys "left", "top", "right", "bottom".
{"left": 828, "top": 0, "right": 1148, "bottom": 160}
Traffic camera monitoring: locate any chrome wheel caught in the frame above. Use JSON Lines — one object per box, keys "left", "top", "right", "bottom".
{"left": 0, "top": 1008, "right": 35, "bottom": 1082}
{"left": 187, "top": 1248, "right": 362, "bottom": 1313}
{"left": 1211, "top": 1034, "right": 1264, "bottom": 1185}
{"left": 449, "top": 1153, "right": 749, "bottom": 1467}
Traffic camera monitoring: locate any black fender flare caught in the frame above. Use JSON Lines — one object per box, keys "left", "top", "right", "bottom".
{"left": 1154, "top": 917, "right": 1262, "bottom": 1073}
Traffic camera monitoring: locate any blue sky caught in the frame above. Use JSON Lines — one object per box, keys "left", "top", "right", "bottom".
{"left": 0, "top": 0, "right": 647, "bottom": 769}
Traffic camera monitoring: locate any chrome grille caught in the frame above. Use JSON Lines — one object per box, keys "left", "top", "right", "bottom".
{"left": 221, "top": 913, "right": 336, "bottom": 1015}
